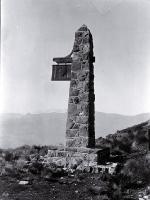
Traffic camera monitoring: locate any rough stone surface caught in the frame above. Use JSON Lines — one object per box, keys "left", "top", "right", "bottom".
{"left": 44, "top": 146, "right": 99, "bottom": 170}
{"left": 66, "top": 25, "right": 95, "bottom": 148}
{"left": 49, "top": 25, "right": 95, "bottom": 150}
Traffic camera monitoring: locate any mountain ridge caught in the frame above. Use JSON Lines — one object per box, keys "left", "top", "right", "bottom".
{"left": 0, "top": 112, "right": 150, "bottom": 149}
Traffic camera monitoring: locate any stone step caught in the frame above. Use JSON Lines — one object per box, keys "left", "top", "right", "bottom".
{"left": 48, "top": 149, "right": 97, "bottom": 159}
{"left": 48, "top": 145, "right": 101, "bottom": 153}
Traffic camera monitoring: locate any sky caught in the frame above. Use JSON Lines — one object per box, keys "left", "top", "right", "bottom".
{"left": 1, "top": 0, "right": 150, "bottom": 115}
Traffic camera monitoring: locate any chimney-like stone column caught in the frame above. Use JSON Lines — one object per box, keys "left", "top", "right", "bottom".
{"left": 66, "top": 25, "right": 95, "bottom": 148}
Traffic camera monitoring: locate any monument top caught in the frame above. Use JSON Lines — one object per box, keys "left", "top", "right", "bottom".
{"left": 78, "top": 24, "right": 89, "bottom": 31}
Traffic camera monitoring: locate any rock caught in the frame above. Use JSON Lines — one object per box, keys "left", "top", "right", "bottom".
{"left": 98, "top": 195, "right": 110, "bottom": 200}
{"left": 89, "top": 186, "right": 108, "bottom": 195}
{"left": 45, "top": 176, "right": 59, "bottom": 182}
{"left": 22, "top": 176, "right": 33, "bottom": 183}
{"left": 2, "top": 192, "right": 9, "bottom": 197}
{"left": 66, "top": 129, "right": 79, "bottom": 138}
{"left": 5, "top": 163, "right": 14, "bottom": 173}
{"left": 143, "top": 196, "right": 149, "bottom": 200}
{"left": 54, "top": 158, "right": 66, "bottom": 167}
{"left": 19, "top": 180, "right": 29, "bottom": 185}
{"left": 89, "top": 186, "right": 103, "bottom": 195}
{"left": 58, "top": 178, "right": 68, "bottom": 184}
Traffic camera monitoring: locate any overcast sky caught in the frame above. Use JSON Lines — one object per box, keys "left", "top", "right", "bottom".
{"left": 1, "top": 0, "right": 150, "bottom": 115}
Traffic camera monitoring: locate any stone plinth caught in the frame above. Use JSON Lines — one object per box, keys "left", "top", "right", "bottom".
{"left": 42, "top": 146, "right": 99, "bottom": 170}
{"left": 66, "top": 25, "right": 95, "bottom": 148}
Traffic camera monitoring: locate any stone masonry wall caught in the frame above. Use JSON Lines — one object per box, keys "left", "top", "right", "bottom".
{"left": 66, "top": 25, "right": 95, "bottom": 148}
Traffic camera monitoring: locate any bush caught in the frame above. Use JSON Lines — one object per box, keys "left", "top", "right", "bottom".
{"left": 5, "top": 151, "right": 13, "bottom": 162}
{"left": 121, "top": 156, "right": 150, "bottom": 186}
{"left": 135, "top": 131, "right": 148, "bottom": 144}
{"left": 15, "top": 159, "right": 27, "bottom": 170}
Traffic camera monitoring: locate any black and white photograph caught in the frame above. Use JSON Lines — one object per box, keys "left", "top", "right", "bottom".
{"left": 0, "top": 0, "right": 150, "bottom": 199}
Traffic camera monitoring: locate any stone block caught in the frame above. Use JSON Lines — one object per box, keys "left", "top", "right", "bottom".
{"left": 82, "top": 35, "right": 89, "bottom": 44}
{"left": 70, "top": 88, "right": 79, "bottom": 96}
{"left": 66, "top": 118, "right": 74, "bottom": 129}
{"left": 66, "top": 137, "right": 88, "bottom": 147}
{"left": 88, "top": 153, "right": 97, "bottom": 162}
{"left": 77, "top": 147, "right": 91, "bottom": 153}
{"left": 69, "top": 97, "right": 74, "bottom": 103}
{"left": 79, "top": 44, "right": 84, "bottom": 52}
{"left": 48, "top": 145, "right": 58, "bottom": 150}
{"left": 70, "top": 79, "right": 78, "bottom": 88}
{"left": 54, "top": 158, "right": 67, "bottom": 167}
{"left": 78, "top": 25, "right": 88, "bottom": 31}
{"left": 66, "top": 129, "right": 79, "bottom": 138}
{"left": 82, "top": 53, "right": 89, "bottom": 61}
{"left": 81, "top": 103, "right": 89, "bottom": 115}
{"left": 57, "top": 151, "right": 68, "bottom": 157}
{"left": 57, "top": 145, "right": 65, "bottom": 151}
{"left": 45, "top": 157, "right": 54, "bottom": 163}
{"left": 82, "top": 61, "right": 89, "bottom": 70}
{"left": 72, "top": 61, "right": 81, "bottom": 71}
{"left": 79, "top": 93, "right": 89, "bottom": 102}
{"left": 72, "top": 53, "right": 81, "bottom": 62}
{"left": 83, "top": 81, "right": 89, "bottom": 92}
{"left": 76, "top": 81, "right": 84, "bottom": 90}
{"left": 83, "top": 44, "right": 90, "bottom": 54}
{"left": 76, "top": 147, "right": 100, "bottom": 154}
{"left": 76, "top": 116, "right": 88, "bottom": 124}
{"left": 72, "top": 123, "right": 80, "bottom": 129}
{"left": 68, "top": 115, "right": 76, "bottom": 122}
{"left": 64, "top": 147, "right": 78, "bottom": 152}
{"left": 73, "top": 97, "right": 80, "bottom": 104}
{"left": 79, "top": 125, "right": 88, "bottom": 137}
{"left": 71, "top": 72, "right": 77, "bottom": 80}
{"left": 73, "top": 43, "right": 80, "bottom": 52}
{"left": 47, "top": 150, "right": 57, "bottom": 157}
{"left": 75, "top": 31, "right": 84, "bottom": 38}
{"left": 82, "top": 153, "right": 89, "bottom": 161}
{"left": 78, "top": 71, "right": 89, "bottom": 81}
{"left": 67, "top": 157, "right": 83, "bottom": 168}
{"left": 66, "top": 139, "right": 74, "bottom": 147}
{"left": 68, "top": 103, "right": 77, "bottom": 115}
{"left": 73, "top": 152, "right": 86, "bottom": 157}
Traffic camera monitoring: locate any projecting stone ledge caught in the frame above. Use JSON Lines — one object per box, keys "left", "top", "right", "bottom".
{"left": 47, "top": 145, "right": 101, "bottom": 153}
{"left": 53, "top": 57, "right": 72, "bottom": 64}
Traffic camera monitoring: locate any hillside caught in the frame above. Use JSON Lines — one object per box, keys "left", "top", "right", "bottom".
{"left": 0, "top": 112, "right": 150, "bottom": 148}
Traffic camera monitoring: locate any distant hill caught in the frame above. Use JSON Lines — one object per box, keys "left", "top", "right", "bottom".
{"left": 96, "top": 119, "right": 150, "bottom": 154}
{"left": 0, "top": 112, "right": 150, "bottom": 148}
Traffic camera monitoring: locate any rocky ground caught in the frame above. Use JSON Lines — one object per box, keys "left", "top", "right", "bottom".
{"left": 1, "top": 170, "right": 149, "bottom": 200}
{"left": 0, "top": 146, "right": 150, "bottom": 200}
{"left": 0, "top": 172, "right": 118, "bottom": 200}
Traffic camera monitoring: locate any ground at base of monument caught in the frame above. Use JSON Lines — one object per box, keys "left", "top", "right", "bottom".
{"left": 0, "top": 171, "right": 130, "bottom": 200}
{"left": 0, "top": 170, "right": 143, "bottom": 200}
{"left": 0, "top": 173, "right": 109, "bottom": 200}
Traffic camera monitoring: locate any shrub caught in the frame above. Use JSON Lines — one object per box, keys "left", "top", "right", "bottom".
{"left": 121, "top": 156, "right": 150, "bottom": 186}
{"left": 5, "top": 151, "right": 13, "bottom": 162}
{"left": 135, "top": 131, "right": 148, "bottom": 144}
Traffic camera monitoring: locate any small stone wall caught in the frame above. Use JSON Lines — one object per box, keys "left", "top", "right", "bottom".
{"left": 43, "top": 146, "right": 98, "bottom": 170}
{"left": 41, "top": 145, "right": 115, "bottom": 173}
{"left": 66, "top": 25, "right": 95, "bottom": 148}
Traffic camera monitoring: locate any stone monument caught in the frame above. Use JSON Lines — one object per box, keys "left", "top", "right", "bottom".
{"left": 52, "top": 25, "right": 95, "bottom": 148}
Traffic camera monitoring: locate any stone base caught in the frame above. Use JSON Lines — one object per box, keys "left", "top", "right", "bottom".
{"left": 40, "top": 145, "right": 116, "bottom": 174}
{"left": 42, "top": 145, "right": 100, "bottom": 171}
